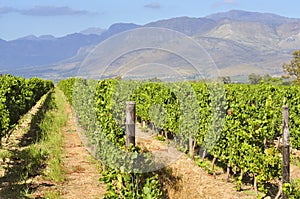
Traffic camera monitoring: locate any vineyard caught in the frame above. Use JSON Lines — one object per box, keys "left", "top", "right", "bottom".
{"left": 1, "top": 74, "right": 300, "bottom": 198}
{"left": 58, "top": 77, "right": 300, "bottom": 198}
{"left": 0, "top": 74, "right": 53, "bottom": 141}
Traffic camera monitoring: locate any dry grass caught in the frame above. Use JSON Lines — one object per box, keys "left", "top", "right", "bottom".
{"left": 135, "top": 124, "right": 255, "bottom": 199}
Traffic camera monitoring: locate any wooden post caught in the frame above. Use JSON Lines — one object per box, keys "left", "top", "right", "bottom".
{"left": 282, "top": 105, "right": 290, "bottom": 199}
{"left": 126, "top": 101, "right": 136, "bottom": 147}
{"left": 189, "top": 135, "right": 193, "bottom": 158}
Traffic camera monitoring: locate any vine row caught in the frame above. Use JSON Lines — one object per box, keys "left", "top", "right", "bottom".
{"left": 0, "top": 74, "right": 54, "bottom": 141}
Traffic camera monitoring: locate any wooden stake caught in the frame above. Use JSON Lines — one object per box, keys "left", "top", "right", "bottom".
{"left": 126, "top": 101, "right": 136, "bottom": 147}
{"left": 282, "top": 105, "right": 290, "bottom": 199}
{"left": 226, "top": 166, "right": 230, "bottom": 182}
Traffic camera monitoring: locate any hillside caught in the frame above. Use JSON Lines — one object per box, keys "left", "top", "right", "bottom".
{"left": 2, "top": 10, "right": 300, "bottom": 79}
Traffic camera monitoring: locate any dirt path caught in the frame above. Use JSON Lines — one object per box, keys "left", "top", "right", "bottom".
{"left": 61, "top": 102, "right": 106, "bottom": 199}
{"left": 0, "top": 89, "right": 106, "bottom": 199}
{"left": 0, "top": 93, "right": 52, "bottom": 198}
{"left": 136, "top": 126, "right": 255, "bottom": 199}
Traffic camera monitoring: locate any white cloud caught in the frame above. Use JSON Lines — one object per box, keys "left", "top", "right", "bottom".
{"left": 0, "top": 6, "right": 91, "bottom": 16}
{"left": 223, "top": 0, "right": 235, "bottom": 3}
{"left": 144, "top": 2, "right": 161, "bottom": 9}
{"left": 211, "top": 0, "right": 237, "bottom": 8}
{"left": 0, "top": 7, "right": 18, "bottom": 14}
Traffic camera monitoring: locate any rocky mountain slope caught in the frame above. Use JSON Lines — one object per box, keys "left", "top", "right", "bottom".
{"left": 1, "top": 10, "right": 300, "bottom": 79}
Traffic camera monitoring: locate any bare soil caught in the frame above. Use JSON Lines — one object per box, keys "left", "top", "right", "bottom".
{"left": 61, "top": 101, "right": 106, "bottom": 199}
{"left": 136, "top": 126, "right": 256, "bottom": 199}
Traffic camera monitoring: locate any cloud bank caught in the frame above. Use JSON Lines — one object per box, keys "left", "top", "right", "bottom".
{"left": 0, "top": 7, "right": 18, "bottom": 14}
{"left": 0, "top": 6, "right": 91, "bottom": 16}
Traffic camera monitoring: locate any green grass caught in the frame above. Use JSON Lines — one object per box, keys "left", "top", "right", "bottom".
{"left": 194, "top": 156, "right": 224, "bottom": 175}
{"left": 0, "top": 150, "right": 12, "bottom": 161}
{"left": 25, "top": 88, "right": 68, "bottom": 197}
{"left": 38, "top": 88, "right": 68, "bottom": 183}
{"left": 0, "top": 91, "right": 53, "bottom": 198}
{"left": 0, "top": 88, "right": 69, "bottom": 198}
{"left": 242, "top": 189, "right": 265, "bottom": 198}
{"left": 44, "top": 190, "right": 62, "bottom": 199}
{"left": 89, "top": 156, "right": 104, "bottom": 174}
{"left": 155, "top": 135, "right": 166, "bottom": 142}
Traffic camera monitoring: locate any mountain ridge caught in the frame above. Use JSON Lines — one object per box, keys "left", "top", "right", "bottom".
{"left": 206, "top": 9, "right": 300, "bottom": 24}
{"left": 1, "top": 10, "right": 300, "bottom": 79}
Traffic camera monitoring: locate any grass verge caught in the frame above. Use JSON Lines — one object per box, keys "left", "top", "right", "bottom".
{"left": 39, "top": 88, "right": 67, "bottom": 182}
{"left": 36, "top": 88, "right": 68, "bottom": 198}
{"left": 0, "top": 88, "right": 68, "bottom": 198}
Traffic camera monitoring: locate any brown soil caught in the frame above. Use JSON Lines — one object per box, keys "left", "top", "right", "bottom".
{"left": 291, "top": 149, "right": 300, "bottom": 180}
{"left": 136, "top": 127, "right": 256, "bottom": 199}
{"left": 61, "top": 101, "right": 106, "bottom": 199}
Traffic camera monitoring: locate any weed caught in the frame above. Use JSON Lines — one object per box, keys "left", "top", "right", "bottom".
{"left": 0, "top": 150, "right": 12, "bottom": 161}
{"left": 156, "top": 135, "right": 165, "bottom": 142}
{"left": 44, "top": 190, "right": 62, "bottom": 199}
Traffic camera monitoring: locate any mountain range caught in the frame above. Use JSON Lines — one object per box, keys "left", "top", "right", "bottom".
{"left": 1, "top": 10, "right": 300, "bottom": 80}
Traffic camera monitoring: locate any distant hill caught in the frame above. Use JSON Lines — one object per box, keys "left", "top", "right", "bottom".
{"left": 206, "top": 10, "right": 299, "bottom": 25}
{"left": 80, "top": 27, "right": 105, "bottom": 35}
{"left": 2, "top": 10, "right": 300, "bottom": 79}
{"left": 0, "top": 23, "right": 140, "bottom": 70}
{"left": 145, "top": 17, "right": 217, "bottom": 36}
{"left": 0, "top": 33, "right": 102, "bottom": 69}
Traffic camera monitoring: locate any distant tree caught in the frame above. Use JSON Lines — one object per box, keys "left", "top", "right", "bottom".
{"left": 114, "top": 76, "right": 122, "bottom": 80}
{"left": 148, "top": 77, "right": 162, "bottom": 82}
{"left": 220, "top": 76, "right": 231, "bottom": 84}
{"left": 263, "top": 74, "right": 272, "bottom": 82}
{"left": 282, "top": 50, "right": 300, "bottom": 84}
{"left": 263, "top": 74, "right": 283, "bottom": 85}
{"left": 248, "top": 73, "right": 262, "bottom": 84}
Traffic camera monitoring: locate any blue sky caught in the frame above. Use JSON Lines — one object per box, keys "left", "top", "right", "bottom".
{"left": 0, "top": 0, "right": 300, "bottom": 40}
